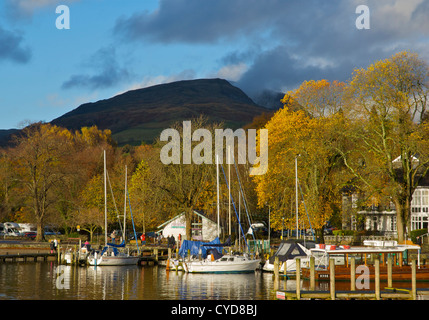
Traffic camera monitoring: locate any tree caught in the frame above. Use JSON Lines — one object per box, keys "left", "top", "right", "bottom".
{"left": 254, "top": 107, "right": 350, "bottom": 237}
{"left": 282, "top": 79, "right": 346, "bottom": 118}
{"left": 153, "top": 116, "right": 221, "bottom": 240}
{"left": 129, "top": 158, "right": 163, "bottom": 232}
{"left": 9, "top": 123, "right": 74, "bottom": 241}
{"left": 341, "top": 51, "right": 429, "bottom": 242}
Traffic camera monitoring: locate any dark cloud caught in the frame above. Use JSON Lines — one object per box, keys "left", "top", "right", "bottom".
{"left": 113, "top": 0, "right": 288, "bottom": 43}
{"left": 0, "top": 26, "right": 31, "bottom": 63}
{"left": 62, "top": 47, "right": 131, "bottom": 90}
{"left": 114, "top": 0, "right": 429, "bottom": 95}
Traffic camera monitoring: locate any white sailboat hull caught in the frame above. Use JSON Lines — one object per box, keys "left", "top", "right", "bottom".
{"left": 88, "top": 255, "right": 140, "bottom": 266}
{"left": 184, "top": 255, "right": 260, "bottom": 273}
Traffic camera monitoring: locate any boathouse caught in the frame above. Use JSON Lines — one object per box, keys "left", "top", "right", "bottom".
{"left": 157, "top": 210, "right": 219, "bottom": 242}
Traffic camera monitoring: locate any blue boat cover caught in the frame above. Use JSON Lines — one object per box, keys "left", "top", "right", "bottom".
{"left": 178, "top": 237, "right": 223, "bottom": 258}
{"left": 107, "top": 240, "right": 126, "bottom": 248}
{"left": 100, "top": 240, "right": 126, "bottom": 256}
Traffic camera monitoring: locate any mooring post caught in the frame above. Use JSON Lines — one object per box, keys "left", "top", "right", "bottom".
{"left": 310, "top": 256, "right": 315, "bottom": 291}
{"left": 350, "top": 257, "right": 356, "bottom": 291}
{"left": 412, "top": 260, "right": 417, "bottom": 300}
{"left": 387, "top": 257, "right": 393, "bottom": 288}
{"left": 274, "top": 256, "right": 279, "bottom": 291}
{"left": 375, "top": 259, "right": 380, "bottom": 300}
{"left": 296, "top": 258, "right": 301, "bottom": 300}
{"left": 154, "top": 248, "right": 159, "bottom": 262}
{"left": 330, "top": 258, "right": 335, "bottom": 300}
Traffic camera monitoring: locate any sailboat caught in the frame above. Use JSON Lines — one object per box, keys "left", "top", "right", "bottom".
{"left": 180, "top": 154, "right": 260, "bottom": 273}
{"left": 87, "top": 151, "right": 140, "bottom": 266}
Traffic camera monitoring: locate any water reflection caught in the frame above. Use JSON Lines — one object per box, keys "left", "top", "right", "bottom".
{"left": 3, "top": 262, "right": 429, "bottom": 300}
{"left": 0, "top": 262, "right": 275, "bottom": 300}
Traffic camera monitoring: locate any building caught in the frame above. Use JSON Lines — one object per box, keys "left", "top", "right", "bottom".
{"left": 342, "top": 185, "right": 429, "bottom": 237}
{"left": 157, "top": 210, "right": 219, "bottom": 242}
{"left": 342, "top": 155, "right": 429, "bottom": 237}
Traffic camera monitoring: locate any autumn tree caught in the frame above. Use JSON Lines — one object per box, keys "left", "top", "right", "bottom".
{"left": 153, "top": 116, "right": 222, "bottom": 240}
{"left": 75, "top": 174, "right": 106, "bottom": 241}
{"left": 254, "top": 107, "right": 350, "bottom": 238}
{"left": 51, "top": 125, "right": 114, "bottom": 234}
{"left": 282, "top": 79, "right": 346, "bottom": 118}
{"left": 9, "top": 123, "right": 74, "bottom": 241}
{"left": 340, "top": 51, "right": 429, "bottom": 242}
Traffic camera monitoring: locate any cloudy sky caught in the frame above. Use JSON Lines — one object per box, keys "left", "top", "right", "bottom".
{"left": 0, "top": 0, "right": 428, "bottom": 129}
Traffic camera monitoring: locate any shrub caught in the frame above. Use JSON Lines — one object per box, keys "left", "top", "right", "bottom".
{"left": 410, "top": 228, "right": 427, "bottom": 244}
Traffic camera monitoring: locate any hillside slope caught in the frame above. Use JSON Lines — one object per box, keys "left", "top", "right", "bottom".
{"left": 51, "top": 78, "right": 269, "bottom": 145}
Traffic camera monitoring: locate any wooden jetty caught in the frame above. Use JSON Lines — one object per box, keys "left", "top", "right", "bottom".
{"left": 301, "top": 243, "right": 429, "bottom": 282}
{"left": 138, "top": 247, "right": 169, "bottom": 266}
{"left": 0, "top": 252, "right": 56, "bottom": 263}
{"left": 274, "top": 257, "right": 429, "bottom": 300}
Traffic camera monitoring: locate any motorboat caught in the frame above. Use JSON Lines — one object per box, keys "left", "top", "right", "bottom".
{"left": 262, "top": 240, "right": 313, "bottom": 272}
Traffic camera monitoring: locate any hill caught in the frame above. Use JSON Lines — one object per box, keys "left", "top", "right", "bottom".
{"left": 51, "top": 78, "right": 270, "bottom": 146}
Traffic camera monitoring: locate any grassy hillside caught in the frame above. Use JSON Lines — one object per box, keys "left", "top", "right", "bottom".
{"left": 51, "top": 78, "right": 269, "bottom": 146}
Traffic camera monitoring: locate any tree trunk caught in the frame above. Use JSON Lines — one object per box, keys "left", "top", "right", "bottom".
{"left": 394, "top": 197, "right": 410, "bottom": 243}
{"left": 185, "top": 207, "right": 193, "bottom": 241}
{"left": 36, "top": 220, "right": 44, "bottom": 242}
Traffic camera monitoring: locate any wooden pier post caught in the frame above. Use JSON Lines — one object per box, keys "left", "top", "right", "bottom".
{"left": 296, "top": 258, "right": 301, "bottom": 300}
{"left": 329, "top": 259, "right": 335, "bottom": 300}
{"left": 375, "top": 259, "right": 380, "bottom": 300}
{"left": 274, "top": 256, "right": 279, "bottom": 291}
{"left": 350, "top": 257, "right": 356, "bottom": 291}
{"left": 387, "top": 257, "right": 393, "bottom": 288}
{"left": 310, "top": 256, "right": 315, "bottom": 291}
{"left": 412, "top": 260, "right": 417, "bottom": 300}
{"left": 154, "top": 248, "right": 159, "bottom": 262}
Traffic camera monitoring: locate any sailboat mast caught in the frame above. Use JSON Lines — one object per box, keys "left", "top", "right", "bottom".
{"left": 295, "top": 156, "right": 299, "bottom": 239}
{"left": 104, "top": 150, "right": 108, "bottom": 246}
{"left": 124, "top": 165, "right": 127, "bottom": 243}
{"left": 228, "top": 146, "right": 231, "bottom": 236}
{"left": 216, "top": 154, "right": 220, "bottom": 238}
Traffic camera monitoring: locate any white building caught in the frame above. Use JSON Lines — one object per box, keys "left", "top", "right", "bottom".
{"left": 157, "top": 210, "right": 219, "bottom": 242}
{"left": 342, "top": 155, "right": 429, "bottom": 236}
{"left": 410, "top": 187, "right": 429, "bottom": 231}
{"left": 344, "top": 186, "right": 429, "bottom": 236}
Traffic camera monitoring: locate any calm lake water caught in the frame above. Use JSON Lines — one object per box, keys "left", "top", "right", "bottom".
{"left": 2, "top": 261, "right": 429, "bottom": 300}
{"left": 0, "top": 262, "right": 276, "bottom": 300}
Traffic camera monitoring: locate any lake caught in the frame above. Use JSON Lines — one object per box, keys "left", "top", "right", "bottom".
{"left": 0, "top": 262, "right": 276, "bottom": 300}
